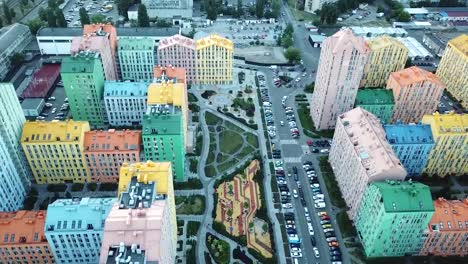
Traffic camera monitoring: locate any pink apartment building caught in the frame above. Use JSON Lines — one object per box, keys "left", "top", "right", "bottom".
{"left": 329, "top": 107, "right": 407, "bottom": 219}
{"left": 83, "top": 130, "right": 141, "bottom": 182}
{"left": 83, "top": 23, "right": 118, "bottom": 56}
{"left": 387, "top": 66, "right": 445, "bottom": 124}
{"left": 157, "top": 34, "right": 196, "bottom": 83}
{"left": 310, "top": 28, "right": 369, "bottom": 130}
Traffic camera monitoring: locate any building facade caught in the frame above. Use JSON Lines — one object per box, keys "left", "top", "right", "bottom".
{"left": 142, "top": 0, "right": 193, "bottom": 18}
{"left": 195, "top": 34, "right": 233, "bottom": 84}
{"left": 118, "top": 37, "right": 155, "bottom": 82}
{"left": 436, "top": 34, "right": 467, "bottom": 108}
{"left": 361, "top": 35, "right": 408, "bottom": 88}
{"left": 103, "top": 81, "right": 148, "bottom": 127}
{"left": 388, "top": 66, "right": 445, "bottom": 124}
{"left": 355, "top": 88, "right": 394, "bottom": 124}
{"left": 21, "top": 120, "right": 91, "bottom": 184}
{"left": 355, "top": 181, "right": 434, "bottom": 257}
{"left": 61, "top": 52, "right": 107, "bottom": 129}
{"left": 304, "top": 0, "right": 337, "bottom": 14}
{"left": 157, "top": 34, "right": 196, "bottom": 83}
{"left": 0, "top": 211, "right": 55, "bottom": 263}
{"left": 422, "top": 112, "right": 468, "bottom": 177}
{"left": 0, "top": 23, "right": 33, "bottom": 80}
{"left": 83, "top": 129, "right": 141, "bottom": 183}
{"left": 83, "top": 24, "right": 118, "bottom": 56}
{"left": 0, "top": 137, "right": 26, "bottom": 211}
{"left": 384, "top": 123, "right": 434, "bottom": 177}
{"left": 310, "top": 28, "right": 369, "bottom": 130}
{"left": 329, "top": 107, "right": 407, "bottom": 219}
{"left": 420, "top": 198, "right": 468, "bottom": 257}
{"left": 44, "top": 197, "right": 116, "bottom": 264}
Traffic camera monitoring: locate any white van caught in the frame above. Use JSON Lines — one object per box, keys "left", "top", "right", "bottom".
{"left": 293, "top": 189, "right": 298, "bottom": 198}
{"left": 315, "top": 202, "right": 326, "bottom": 209}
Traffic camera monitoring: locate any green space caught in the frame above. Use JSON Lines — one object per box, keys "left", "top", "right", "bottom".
{"left": 298, "top": 104, "right": 335, "bottom": 138}
{"left": 176, "top": 195, "right": 206, "bottom": 215}
{"left": 187, "top": 221, "right": 201, "bottom": 237}
{"left": 186, "top": 240, "right": 197, "bottom": 264}
{"left": 188, "top": 92, "right": 198, "bottom": 103}
{"left": 206, "top": 112, "right": 221, "bottom": 126}
{"left": 207, "top": 233, "right": 230, "bottom": 264}
{"left": 287, "top": 0, "right": 319, "bottom": 21}
{"left": 337, "top": 210, "right": 357, "bottom": 238}
{"left": 219, "top": 130, "right": 243, "bottom": 154}
{"left": 246, "top": 133, "right": 259, "bottom": 148}
{"left": 319, "top": 157, "right": 347, "bottom": 209}
{"left": 205, "top": 165, "right": 217, "bottom": 177}
{"left": 189, "top": 158, "right": 198, "bottom": 173}
{"left": 174, "top": 178, "right": 203, "bottom": 190}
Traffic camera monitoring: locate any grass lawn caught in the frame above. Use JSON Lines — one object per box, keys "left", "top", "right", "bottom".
{"left": 207, "top": 234, "right": 231, "bottom": 264}
{"left": 287, "top": 0, "right": 319, "bottom": 21}
{"left": 176, "top": 195, "right": 206, "bottom": 215}
{"left": 205, "top": 165, "right": 217, "bottom": 177}
{"left": 319, "top": 157, "right": 347, "bottom": 209}
{"left": 217, "top": 159, "right": 239, "bottom": 174}
{"left": 225, "top": 120, "right": 245, "bottom": 133}
{"left": 207, "top": 149, "right": 216, "bottom": 165}
{"left": 239, "top": 145, "right": 255, "bottom": 158}
{"left": 245, "top": 132, "right": 259, "bottom": 148}
{"left": 189, "top": 158, "right": 198, "bottom": 173}
{"left": 206, "top": 112, "right": 221, "bottom": 126}
{"left": 216, "top": 153, "right": 230, "bottom": 163}
{"left": 337, "top": 210, "right": 357, "bottom": 238}
{"left": 187, "top": 221, "right": 201, "bottom": 237}
{"left": 188, "top": 92, "right": 198, "bottom": 102}
{"left": 219, "top": 130, "right": 243, "bottom": 155}
{"left": 298, "top": 104, "right": 335, "bottom": 138}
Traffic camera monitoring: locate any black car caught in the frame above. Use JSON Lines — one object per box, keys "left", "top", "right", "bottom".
{"left": 300, "top": 198, "right": 306, "bottom": 206}
{"left": 286, "top": 228, "right": 297, "bottom": 234}
{"left": 325, "top": 231, "right": 336, "bottom": 237}
{"left": 331, "top": 255, "right": 342, "bottom": 261}
{"left": 329, "top": 246, "right": 340, "bottom": 251}
{"left": 330, "top": 251, "right": 341, "bottom": 256}
{"left": 292, "top": 166, "right": 298, "bottom": 173}
{"left": 294, "top": 173, "right": 299, "bottom": 181}
{"left": 310, "top": 236, "right": 316, "bottom": 246}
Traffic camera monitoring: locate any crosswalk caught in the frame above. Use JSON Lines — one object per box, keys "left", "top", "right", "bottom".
{"left": 283, "top": 157, "right": 303, "bottom": 163}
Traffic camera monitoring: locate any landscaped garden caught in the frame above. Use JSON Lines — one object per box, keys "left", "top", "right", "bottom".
{"left": 298, "top": 104, "right": 335, "bottom": 138}
{"left": 175, "top": 195, "right": 206, "bottom": 215}
{"left": 207, "top": 233, "right": 231, "bottom": 264}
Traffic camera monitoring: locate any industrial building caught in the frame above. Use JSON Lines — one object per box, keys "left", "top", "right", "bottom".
{"left": 21, "top": 98, "right": 45, "bottom": 118}
{"left": 396, "top": 37, "right": 433, "bottom": 60}
{"left": 308, "top": 34, "right": 326, "bottom": 48}
{"left": 21, "top": 64, "right": 61, "bottom": 99}
{"left": 350, "top": 26, "right": 408, "bottom": 38}
{"left": 142, "top": 0, "right": 193, "bottom": 18}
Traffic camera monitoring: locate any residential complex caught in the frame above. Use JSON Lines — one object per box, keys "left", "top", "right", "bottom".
{"left": 355, "top": 181, "right": 434, "bottom": 257}
{"left": 83, "top": 24, "right": 118, "bottom": 56}
{"left": 329, "top": 107, "right": 407, "bottom": 219}
{"left": 420, "top": 198, "right": 468, "bottom": 257}
{"left": 103, "top": 81, "right": 148, "bottom": 127}
{"left": 0, "top": 210, "right": 54, "bottom": 263}
{"left": 195, "top": 34, "right": 234, "bottom": 84}
{"left": 310, "top": 28, "right": 369, "bottom": 130}
{"left": 157, "top": 34, "right": 196, "bottom": 83}
{"left": 142, "top": 0, "right": 193, "bottom": 18}
{"left": 83, "top": 129, "right": 141, "bottom": 182}
{"left": 388, "top": 66, "right": 445, "bottom": 124}
{"left": 422, "top": 112, "right": 468, "bottom": 177}
{"left": 361, "top": 35, "right": 408, "bottom": 88}
{"left": 20, "top": 120, "right": 91, "bottom": 184}
{"left": 61, "top": 52, "right": 107, "bottom": 128}
{"left": 355, "top": 88, "right": 395, "bottom": 124}
{"left": 384, "top": 123, "right": 434, "bottom": 177}
{"left": 118, "top": 37, "right": 155, "bottom": 81}
{"left": 0, "top": 23, "right": 33, "bottom": 80}
{"left": 45, "top": 197, "right": 116, "bottom": 264}
{"left": 0, "top": 134, "right": 26, "bottom": 211}
{"left": 436, "top": 34, "right": 467, "bottom": 108}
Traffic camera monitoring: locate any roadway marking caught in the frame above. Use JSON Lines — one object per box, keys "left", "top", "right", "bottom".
{"left": 283, "top": 157, "right": 302, "bottom": 163}
{"left": 301, "top": 145, "right": 310, "bottom": 153}
{"left": 280, "top": 139, "right": 299, "bottom": 145}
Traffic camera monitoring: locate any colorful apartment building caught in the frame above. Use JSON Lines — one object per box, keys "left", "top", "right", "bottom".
{"left": 83, "top": 129, "right": 141, "bottom": 182}
{"left": 422, "top": 112, "right": 468, "bottom": 177}
{"left": 355, "top": 181, "right": 434, "bottom": 257}
{"left": 195, "top": 34, "right": 233, "bottom": 84}
{"left": 329, "top": 107, "right": 407, "bottom": 219}
{"left": 0, "top": 210, "right": 55, "bottom": 263}
{"left": 310, "top": 28, "right": 369, "bottom": 130}
{"left": 384, "top": 123, "right": 435, "bottom": 177}
{"left": 361, "top": 35, "right": 408, "bottom": 88}
{"left": 100, "top": 173, "right": 175, "bottom": 263}
{"left": 83, "top": 24, "right": 118, "bottom": 56}
{"left": 355, "top": 88, "right": 395, "bottom": 124}
{"left": 436, "top": 34, "right": 467, "bottom": 108}
{"left": 387, "top": 66, "right": 445, "bottom": 124}
{"left": 44, "top": 197, "right": 116, "bottom": 264}
{"left": 61, "top": 52, "right": 107, "bottom": 128}
{"left": 153, "top": 65, "right": 187, "bottom": 84}
{"left": 104, "top": 244, "right": 150, "bottom": 264}
{"left": 0, "top": 134, "right": 26, "bottom": 211}
{"left": 420, "top": 198, "right": 468, "bottom": 257}
{"left": 20, "top": 120, "right": 91, "bottom": 184}
{"left": 118, "top": 37, "right": 155, "bottom": 81}
{"left": 103, "top": 81, "right": 148, "bottom": 127}
{"left": 157, "top": 34, "right": 196, "bottom": 83}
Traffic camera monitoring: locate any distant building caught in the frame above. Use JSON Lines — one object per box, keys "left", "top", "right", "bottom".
{"left": 308, "top": 34, "right": 326, "bottom": 48}
{"left": 103, "top": 81, "right": 149, "bottom": 127}
{"left": 142, "top": 0, "right": 193, "bottom": 18}
{"left": 422, "top": 112, "right": 468, "bottom": 177}
{"left": 83, "top": 130, "right": 141, "bottom": 182}
{"left": 195, "top": 34, "right": 234, "bottom": 84}
{"left": 355, "top": 181, "right": 434, "bottom": 257}
{"left": 118, "top": 37, "right": 155, "bottom": 82}
{"left": 436, "top": 34, "right": 467, "bottom": 109}
{"left": 0, "top": 211, "right": 54, "bottom": 263}
{"left": 350, "top": 26, "right": 408, "bottom": 38}
{"left": 304, "top": 0, "right": 337, "bottom": 14}
{"left": 0, "top": 23, "right": 33, "bottom": 80}
{"left": 157, "top": 34, "right": 196, "bottom": 83}
{"left": 310, "top": 29, "right": 369, "bottom": 130}
{"left": 355, "top": 88, "right": 395, "bottom": 124}
{"left": 21, "top": 120, "right": 91, "bottom": 184}
{"left": 396, "top": 37, "right": 433, "bottom": 60}
{"left": 45, "top": 197, "right": 116, "bottom": 264}
{"left": 21, "top": 98, "right": 45, "bottom": 117}
{"left": 387, "top": 66, "right": 445, "bottom": 124}
{"left": 329, "top": 107, "right": 407, "bottom": 219}
{"left": 440, "top": 11, "right": 468, "bottom": 21}
{"left": 420, "top": 198, "right": 468, "bottom": 257}
{"left": 383, "top": 123, "right": 434, "bottom": 177}
{"left": 83, "top": 24, "right": 118, "bottom": 56}
{"left": 127, "top": 4, "right": 139, "bottom": 20}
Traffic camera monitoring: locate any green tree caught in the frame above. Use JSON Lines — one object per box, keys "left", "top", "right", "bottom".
{"left": 255, "top": 0, "right": 265, "bottom": 18}
{"left": 47, "top": 10, "right": 57, "bottom": 27}
{"left": 21, "top": 0, "right": 29, "bottom": 6}
{"left": 281, "top": 34, "right": 293, "bottom": 48}
{"left": 236, "top": 0, "right": 243, "bottom": 18}
{"left": 38, "top": 7, "right": 48, "bottom": 21}
{"left": 48, "top": 0, "right": 57, "bottom": 8}
{"left": 117, "top": 0, "right": 132, "bottom": 20}
{"left": 272, "top": 0, "right": 281, "bottom": 18}
{"left": 3, "top": 4, "right": 12, "bottom": 24}
{"left": 91, "top": 13, "right": 107, "bottom": 23}
{"left": 56, "top": 8, "right": 67, "bottom": 27}
{"left": 397, "top": 11, "right": 411, "bottom": 22}
{"left": 0, "top": 17, "right": 3, "bottom": 28}
{"left": 377, "top": 5, "right": 384, "bottom": 13}
{"left": 10, "top": 8, "right": 16, "bottom": 19}
{"left": 284, "top": 47, "right": 301, "bottom": 63}
{"left": 9, "top": 53, "right": 25, "bottom": 67}
{"left": 27, "top": 18, "right": 45, "bottom": 34}
{"left": 248, "top": 5, "right": 255, "bottom": 16}
{"left": 138, "top": 4, "right": 150, "bottom": 26}
{"left": 79, "top": 7, "right": 90, "bottom": 25}
{"left": 206, "top": 0, "right": 218, "bottom": 20}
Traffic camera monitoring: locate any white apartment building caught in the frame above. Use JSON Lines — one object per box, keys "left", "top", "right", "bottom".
{"left": 0, "top": 24, "right": 33, "bottom": 80}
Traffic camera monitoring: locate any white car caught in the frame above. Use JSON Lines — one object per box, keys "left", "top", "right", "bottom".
{"left": 282, "top": 203, "right": 293, "bottom": 209}
{"left": 308, "top": 223, "right": 314, "bottom": 235}
{"left": 280, "top": 121, "right": 284, "bottom": 126}
{"left": 45, "top": 103, "right": 53, "bottom": 107}
{"left": 320, "top": 149, "right": 329, "bottom": 153}
{"left": 293, "top": 189, "right": 298, "bottom": 198}
{"left": 291, "top": 252, "right": 303, "bottom": 258}
{"left": 290, "top": 247, "right": 301, "bottom": 253}
{"left": 51, "top": 108, "right": 57, "bottom": 114}
{"left": 315, "top": 202, "right": 326, "bottom": 209}
{"left": 295, "top": 77, "right": 301, "bottom": 82}
{"left": 313, "top": 247, "right": 320, "bottom": 258}
{"left": 36, "top": 116, "right": 46, "bottom": 120}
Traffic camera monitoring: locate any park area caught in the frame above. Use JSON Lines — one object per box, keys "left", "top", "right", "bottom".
{"left": 176, "top": 195, "right": 206, "bottom": 215}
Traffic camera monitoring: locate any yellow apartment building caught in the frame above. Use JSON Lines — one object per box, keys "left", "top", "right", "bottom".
{"left": 118, "top": 161, "right": 176, "bottom": 245}
{"left": 422, "top": 112, "right": 468, "bottom": 177}
{"left": 195, "top": 34, "right": 233, "bottom": 84}
{"left": 361, "top": 35, "right": 408, "bottom": 88}
{"left": 20, "top": 120, "right": 90, "bottom": 184}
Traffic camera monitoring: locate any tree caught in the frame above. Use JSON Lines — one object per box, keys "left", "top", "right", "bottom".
{"left": 27, "top": 18, "right": 45, "bottom": 34}
{"left": 10, "top": 8, "right": 16, "bottom": 19}
{"left": 55, "top": 8, "right": 67, "bottom": 27}
{"left": 284, "top": 47, "right": 301, "bottom": 63}
{"left": 21, "top": 0, "right": 29, "bottom": 6}
{"left": 206, "top": 0, "right": 218, "bottom": 20}
{"left": 377, "top": 5, "right": 384, "bottom": 13}
{"left": 47, "top": 10, "right": 57, "bottom": 27}
{"left": 235, "top": 0, "right": 243, "bottom": 18}
{"left": 38, "top": 7, "right": 48, "bottom": 21}
{"left": 281, "top": 34, "right": 293, "bottom": 48}
{"left": 137, "top": 4, "right": 149, "bottom": 26}
{"left": 0, "top": 17, "right": 2, "bottom": 28}
{"left": 79, "top": 7, "right": 90, "bottom": 25}
{"left": 272, "top": 0, "right": 281, "bottom": 18}
{"left": 117, "top": 0, "right": 132, "bottom": 20}
{"left": 248, "top": 5, "right": 255, "bottom": 16}
{"left": 255, "top": 0, "right": 266, "bottom": 18}
{"left": 91, "top": 14, "right": 107, "bottom": 23}
{"left": 48, "top": 0, "right": 57, "bottom": 9}
{"left": 3, "top": 4, "right": 12, "bottom": 24}
{"left": 9, "top": 53, "right": 25, "bottom": 67}
{"left": 397, "top": 11, "right": 411, "bottom": 22}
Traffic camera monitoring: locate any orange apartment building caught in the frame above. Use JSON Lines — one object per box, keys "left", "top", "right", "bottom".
{"left": 420, "top": 198, "right": 468, "bottom": 257}
{"left": 154, "top": 65, "right": 187, "bottom": 84}
{"left": 0, "top": 210, "right": 55, "bottom": 263}
{"left": 83, "top": 23, "right": 117, "bottom": 56}
{"left": 83, "top": 129, "right": 141, "bottom": 182}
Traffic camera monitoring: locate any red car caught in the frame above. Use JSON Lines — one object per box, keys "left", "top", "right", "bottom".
{"left": 307, "top": 140, "right": 313, "bottom": 146}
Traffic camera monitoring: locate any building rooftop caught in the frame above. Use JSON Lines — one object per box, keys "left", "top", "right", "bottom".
{"left": 118, "top": 161, "right": 172, "bottom": 195}
{"left": 196, "top": 34, "right": 233, "bottom": 51}
{"left": 117, "top": 27, "right": 180, "bottom": 38}
{"left": 422, "top": 112, "right": 468, "bottom": 135}
{"left": 366, "top": 35, "right": 407, "bottom": 51}
{"left": 143, "top": 105, "right": 182, "bottom": 134}
{"left": 106, "top": 244, "right": 151, "bottom": 264}
{"left": 396, "top": 37, "right": 433, "bottom": 59}
{"left": 309, "top": 34, "right": 326, "bottom": 42}
{"left": 389, "top": 66, "right": 444, "bottom": 88}
{"left": 384, "top": 123, "right": 434, "bottom": 145}
{"left": 147, "top": 82, "right": 185, "bottom": 106}
{"left": 21, "top": 64, "right": 61, "bottom": 98}
{"left": 118, "top": 37, "right": 154, "bottom": 50}
{"left": 21, "top": 120, "right": 89, "bottom": 143}
{"left": 37, "top": 26, "right": 179, "bottom": 39}
{"left": 83, "top": 129, "right": 141, "bottom": 152}
{"left": 427, "top": 198, "right": 468, "bottom": 232}
{"left": 447, "top": 34, "right": 468, "bottom": 56}
{"left": 373, "top": 181, "right": 434, "bottom": 213}
{"left": 71, "top": 35, "right": 110, "bottom": 54}
{"left": 37, "top": 27, "right": 83, "bottom": 37}
{"left": 158, "top": 34, "right": 195, "bottom": 50}
{"left": 0, "top": 211, "right": 47, "bottom": 245}
{"left": 153, "top": 66, "right": 186, "bottom": 84}
{"left": 0, "top": 23, "right": 31, "bottom": 52}
{"left": 355, "top": 88, "right": 394, "bottom": 105}
{"left": 21, "top": 98, "right": 45, "bottom": 110}
{"left": 119, "top": 176, "right": 165, "bottom": 210}
{"left": 61, "top": 52, "right": 101, "bottom": 74}
{"left": 350, "top": 26, "right": 408, "bottom": 37}
{"left": 327, "top": 28, "right": 369, "bottom": 54}
{"left": 104, "top": 81, "right": 148, "bottom": 97}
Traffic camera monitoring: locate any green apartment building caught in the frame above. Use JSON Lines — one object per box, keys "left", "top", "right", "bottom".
{"left": 118, "top": 37, "right": 155, "bottom": 82}
{"left": 61, "top": 52, "right": 106, "bottom": 128}
{"left": 142, "top": 105, "right": 185, "bottom": 181}
{"left": 355, "top": 181, "right": 434, "bottom": 257}
{"left": 355, "top": 88, "right": 394, "bottom": 124}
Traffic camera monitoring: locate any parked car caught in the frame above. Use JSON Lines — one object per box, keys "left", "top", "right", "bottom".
{"left": 313, "top": 247, "right": 320, "bottom": 258}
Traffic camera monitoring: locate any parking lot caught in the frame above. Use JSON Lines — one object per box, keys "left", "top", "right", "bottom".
{"left": 37, "top": 82, "right": 71, "bottom": 122}
{"left": 62, "top": 0, "right": 119, "bottom": 27}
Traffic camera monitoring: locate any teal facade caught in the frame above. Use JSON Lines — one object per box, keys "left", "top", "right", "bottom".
{"left": 118, "top": 37, "right": 155, "bottom": 82}
{"left": 61, "top": 53, "right": 106, "bottom": 128}
{"left": 355, "top": 88, "right": 394, "bottom": 124}
{"left": 355, "top": 181, "right": 434, "bottom": 257}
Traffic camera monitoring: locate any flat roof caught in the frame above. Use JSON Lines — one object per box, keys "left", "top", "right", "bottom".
{"left": 309, "top": 34, "right": 326, "bottom": 42}
{"left": 0, "top": 23, "right": 31, "bottom": 51}
{"left": 22, "top": 64, "right": 60, "bottom": 98}
{"left": 355, "top": 88, "right": 394, "bottom": 105}
{"left": 21, "top": 98, "right": 44, "bottom": 109}
{"left": 373, "top": 181, "right": 434, "bottom": 213}
{"left": 36, "top": 27, "right": 180, "bottom": 38}
{"left": 404, "top": 8, "right": 429, "bottom": 15}
{"left": 397, "top": 37, "right": 433, "bottom": 58}
{"left": 384, "top": 124, "right": 434, "bottom": 145}
{"left": 37, "top": 27, "right": 83, "bottom": 37}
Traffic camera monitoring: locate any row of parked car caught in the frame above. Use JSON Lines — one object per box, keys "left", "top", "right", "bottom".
{"left": 282, "top": 98, "right": 300, "bottom": 139}
{"left": 258, "top": 73, "right": 278, "bottom": 139}
{"left": 317, "top": 211, "right": 342, "bottom": 263}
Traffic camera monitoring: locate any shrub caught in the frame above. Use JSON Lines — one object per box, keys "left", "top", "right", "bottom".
{"left": 23, "top": 196, "right": 37, "bottom": 210}
{"left": 87, "top": 183, "right": 97, "bottom": 191}
{"left": 47, "top": 184, "right": 67, "bottom": 192}
{"left": 71, "top": 183, "right": 84, "bottom": 192}
{"left": 174, "top": 178, "right": 203, "bottom": 190}
{"left": 99, "top": 183, "right": 118, "bottom": 191}
{"left": 201, "top": 90, "right": 216, "bottom": 99}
